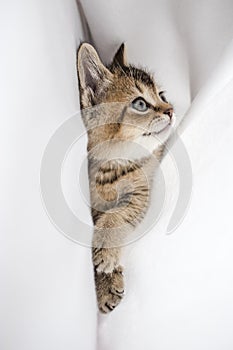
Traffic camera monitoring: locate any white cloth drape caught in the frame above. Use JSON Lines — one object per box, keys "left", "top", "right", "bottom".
{"left": 0, "top": 1, "right": 96, "bottom": 350}
{"left": 1, "top": 1, "right": 233, "bottom": 349}
{"left": 80, "top": 1, "right": 233, "bottom": 349}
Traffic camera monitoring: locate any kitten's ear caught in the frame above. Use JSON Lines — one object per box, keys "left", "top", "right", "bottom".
{"left": 77, "top": 43, "right": 113, "bottom": 93}
{"left": 112, "top": 43, "right": 128, "bottom": 67}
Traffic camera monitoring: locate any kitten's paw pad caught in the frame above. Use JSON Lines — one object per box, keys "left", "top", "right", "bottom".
{"left": 93, "top": 248, "right": 119, "bottom": 274}
{"left": 95, "top": 267, "right": 124, "bottom": 314}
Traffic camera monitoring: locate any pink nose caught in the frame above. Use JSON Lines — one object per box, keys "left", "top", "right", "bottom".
{"left": 164, "top": 108, "right": 173, "bottom": 119}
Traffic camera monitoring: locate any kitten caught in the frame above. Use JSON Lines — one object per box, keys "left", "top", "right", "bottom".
{"left": 77, "top": 43, "right": 175, "bottom": 313}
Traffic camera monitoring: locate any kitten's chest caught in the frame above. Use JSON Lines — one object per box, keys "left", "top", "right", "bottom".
{"left": 88, "top": 158, "right": 156, "bottom": 213}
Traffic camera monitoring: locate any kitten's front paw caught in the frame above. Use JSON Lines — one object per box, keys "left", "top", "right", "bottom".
{"left": 95, "top": 266, "right": 124, "bottom": 313}
{"left": 92, "top": 247, "right": 120, "bottom": 274}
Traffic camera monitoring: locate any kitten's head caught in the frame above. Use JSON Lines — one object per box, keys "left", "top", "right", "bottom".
{"left": 77, "top": 43, "right": 175, "bottom": 159}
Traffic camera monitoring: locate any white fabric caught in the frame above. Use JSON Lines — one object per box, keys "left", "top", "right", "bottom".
{"left": 80, "top": 1, "right": 233, "bottom": 349}
{"left": 0, "top": 1, "right": 96, "bottom": 350}
{"left": 1, "top": 1, "right": 233, "bottom": 350}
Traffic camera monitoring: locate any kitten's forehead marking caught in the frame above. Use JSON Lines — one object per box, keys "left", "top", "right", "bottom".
{"left": 135, "top": 81, "right": 157, "bottom": 106}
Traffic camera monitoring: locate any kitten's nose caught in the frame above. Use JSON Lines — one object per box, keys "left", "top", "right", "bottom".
{"left": 164, "top": 108, "right": 173, "bottom": 119}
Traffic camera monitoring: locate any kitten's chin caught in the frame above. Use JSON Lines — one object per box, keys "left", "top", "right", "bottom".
{"left": 134, "top": 128, "right": 171, "bottom": 155}
{"left": 133, "top": 115, "right": 176, "bottom": 157}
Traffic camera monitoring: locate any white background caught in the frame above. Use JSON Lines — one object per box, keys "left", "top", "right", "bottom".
{"left": 1, "top": 1, "right": 233, "bottom": 349}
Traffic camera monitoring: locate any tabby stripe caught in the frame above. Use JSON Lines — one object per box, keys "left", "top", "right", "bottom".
{"left": 95, "top": 164, "right": 141, "bottom": 185}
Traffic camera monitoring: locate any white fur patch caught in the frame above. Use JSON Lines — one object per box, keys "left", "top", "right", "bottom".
{"left": 91, "top": 115, "right": 176, "bottom": 162}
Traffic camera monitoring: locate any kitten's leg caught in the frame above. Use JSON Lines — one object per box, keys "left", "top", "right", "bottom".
{"left": 92, "top": 212, "right": 128, "bottom": 312}
{"left": 92, "top": 246, "right": 121, "bottom": 274}
{"left": 92, "top": 207, "right": 132, "bottom": 273}
{"left": 93, "top": 245, "right": 125, "bottom": 313}
{"left": 92, "top": 228, "right": 125, "bottom": 312}
{"left": 94, "top": 266, "right": 124, "bottom": 313}
{"left": 92, "top": 215, "right": 126, "bottom": 274}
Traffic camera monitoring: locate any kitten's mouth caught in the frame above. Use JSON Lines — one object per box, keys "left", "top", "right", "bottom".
{"left": 142, "top": 122, "right": 171, "bottom": 136}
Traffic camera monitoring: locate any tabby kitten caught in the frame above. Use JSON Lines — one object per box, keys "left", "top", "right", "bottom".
{"left": 77, "top": 43, "right": 175, "bottom": 313}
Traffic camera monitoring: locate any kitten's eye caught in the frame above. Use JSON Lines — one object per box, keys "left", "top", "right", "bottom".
{"left": 159, "top": 91, "right": 167, "bottom": 103}
{"left": 131, "top": 97, "right": 148, "bottom": 112}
